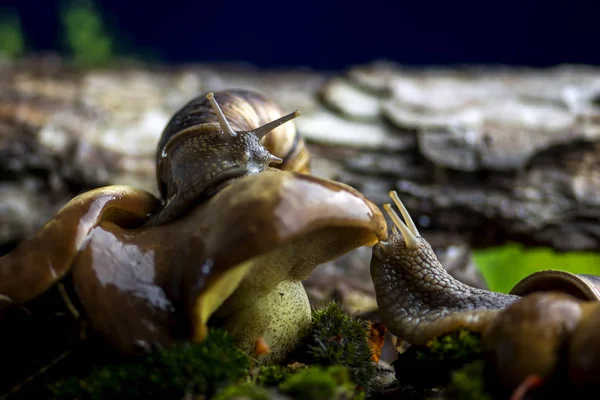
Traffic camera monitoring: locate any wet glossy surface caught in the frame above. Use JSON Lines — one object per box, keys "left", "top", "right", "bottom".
{"left": 275, "top": 174, "right": 387, "bottom": 240}
{"left": 0, "top": 170, "right": 386, "bottom": 354}
{"left": 0, "top": 186, "right": 159, "bottom": 304}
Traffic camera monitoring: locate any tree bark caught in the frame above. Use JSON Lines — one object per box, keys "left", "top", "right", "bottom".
{"left": 3, "top": 56, "right": 599, "bottom": 253}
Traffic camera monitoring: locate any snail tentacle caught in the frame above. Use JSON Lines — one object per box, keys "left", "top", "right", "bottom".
{"left": 389, "top": 190, "right": 420, "bottom": 237}
{"left": 250, "top": 110, "right": 301, "bottom": 140}
{"left": 269, "top": 155, "right": 283, "bottom": 165}
{"left": 207, "top": 92, "right": 237, "bottom": 137}
{"left": 371, "top": 191, "right": 519, "bottom": 345}
{"left": 383, "top": 202, "right": 418, "bottom": 250}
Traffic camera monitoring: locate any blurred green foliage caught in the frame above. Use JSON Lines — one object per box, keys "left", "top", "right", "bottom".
{"left": 447, "top": 360, "right": 491, "bottom": 400}
{"left": 0, "top": 9, "right": 25, "bottom": 59}
{"left": 0, "top": 0, "right": 138, "bottom": 65}
{"left": 474, "top": 243, "right": 600, "bottom": 293}
{"left": 60, "top": 0, "right": 115, "bottom": 66}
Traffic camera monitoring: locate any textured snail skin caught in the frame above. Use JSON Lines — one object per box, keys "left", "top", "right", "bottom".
{"left": 371, "top": 232, "right": 518, "bottom": 346}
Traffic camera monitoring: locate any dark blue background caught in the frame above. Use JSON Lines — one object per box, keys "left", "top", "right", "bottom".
{"left": 3, "top": 0, "right": 599, "bottom": 70}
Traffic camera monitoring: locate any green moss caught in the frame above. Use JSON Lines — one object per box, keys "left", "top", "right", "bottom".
{"left": 394, "top": 330, "right": 482, "bottom": 389}
{"left": 218, "top": 365, "right": 364, "bottom": 400}
{"left": 278, "top": 366, "right": 364, "bottom": 400}
{"left": 421, "top": 329, "right": 482, "bottom": 362}
{"left": 292, "top": 301, "right": 375, "bottom": 390}
{"left": 447, "top": 360, "right": 492, "bottom": 400}
{"left": 48, "top": 329, "right": 250, "bottom": 399}
{"left": 0, "top": 9, "right": 25, "bottom": 59}
{"left": 256, "top": 365, "right": 297, "bottom": 387}
{"left": 214, "top": 383, "right": 273, "bottom": 400}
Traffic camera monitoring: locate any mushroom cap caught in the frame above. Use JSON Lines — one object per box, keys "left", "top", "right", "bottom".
{"left": 182, "top": 169, "right": 388, "bottom": 342}
{"left": 0, "top": 186, "right": 160, "bottom": 306}
{"left": 2, "top": 170, "right": 387, "bottom": 353}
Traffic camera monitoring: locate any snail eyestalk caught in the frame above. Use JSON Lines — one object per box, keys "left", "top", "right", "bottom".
{"left": 269, "top": 155, "right": 283, "bottom": 165}
{"left": 251, "top": 110, "right": 301, "bottom": 140}
{"left": 383, "top": 203, "right": 419, "bottom": 250}
{"left": 206, "top": 92, "right": 238, "bottom": 137}
{"left": 389, "top": 190, "right": 420, "bottom": 237}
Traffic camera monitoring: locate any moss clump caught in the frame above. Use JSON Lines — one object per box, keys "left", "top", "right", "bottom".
{"left": 219, "top": 365, "right": 363, "bottom": 400}
{"left": 279, "top": 366, "right": 364, "bottom": 400}
{"left": 421, "top": 329, "right": 482, "bottom": 362}
{"left": 48, "top": 329, "right": 250, "bottom": 399}
{"left": 292, "top": 302, "right": 375, "bottom": 390}
{"left": 256, "top": 364, "right": 297, "bottom": 387}
{"left": 394, "top": 330, "right": 483, "bottom": 389}
{"left": 214, "top": 383, "right": 273, "bottom": 400}
{"left": 447, "top": 360, "right": 492, "bottom": 400}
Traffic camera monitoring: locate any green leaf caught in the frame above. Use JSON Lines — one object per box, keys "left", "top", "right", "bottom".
{"left": 473, "top": 243, "right": 600, "bottom": 293}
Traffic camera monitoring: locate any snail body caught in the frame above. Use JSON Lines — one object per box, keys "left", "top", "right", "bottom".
{"left": 371, "top": 191, "right": 600, "bottom": 390}
{"left": 150, "top": 89, "right": 308, "bottom": 225}
{"left": 370, "top": 191, "right": 519, "bottom": 345}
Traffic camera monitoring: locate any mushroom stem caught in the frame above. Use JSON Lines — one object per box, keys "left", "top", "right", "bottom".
{"left": 214, "top": 280, "right": 312, "bottom": 363}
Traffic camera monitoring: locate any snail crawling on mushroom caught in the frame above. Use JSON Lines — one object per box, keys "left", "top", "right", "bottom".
{"left": 371, "top": 191, "right": 600, "bottom": 393}
{"left": 2, "top": 86, "right": 600, "bottom": 398}
{"left": 0, "top": 90, "right": 386, "bottom": 372}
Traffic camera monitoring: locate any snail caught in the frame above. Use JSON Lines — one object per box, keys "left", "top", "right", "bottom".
{"left": 370, "top": 190, "right": 600, "bottom": 391}
{"left": 149, "top": 89, "right": 310, "bottom": 226}
{"left": 0, "top": 90, "right": 388, "bottom": 381}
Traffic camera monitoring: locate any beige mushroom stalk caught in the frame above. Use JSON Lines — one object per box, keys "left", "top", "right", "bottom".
{"left": 0, "top": 170, "right": 387, "bottom": 363}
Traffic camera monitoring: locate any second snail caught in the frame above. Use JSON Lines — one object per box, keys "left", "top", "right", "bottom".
{"left": 1, "top": 88, "right": 599, "bottom": 398}
{"left": 372, "top": 190, "right": 600, "bottom": 395}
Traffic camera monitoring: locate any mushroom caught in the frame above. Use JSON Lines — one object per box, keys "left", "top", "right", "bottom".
{"left": 0, "top": 170, "right": 386, "bottom": 363}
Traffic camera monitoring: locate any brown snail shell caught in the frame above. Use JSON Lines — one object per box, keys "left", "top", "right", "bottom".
{"left": 480, "top": 271, "right": 600, "bottom": 391}
{"left": 482, "top": 271, "right": 600, "bottom": 390}
{"left": 149, "top": 90, "right": 309, "bottom": 225}
{"left": 509, "top": 270, "right": 600, "bottom": 301}
{"left": 567, "top": 302, "right": 600, "bottom": 386}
